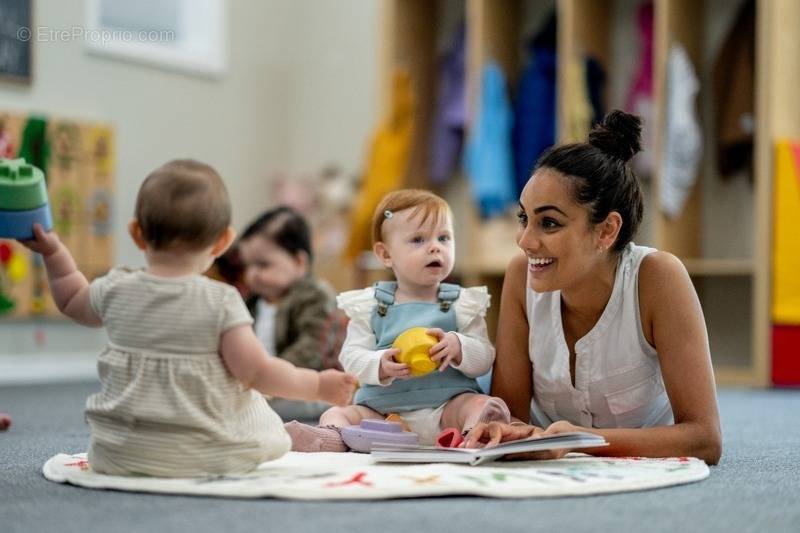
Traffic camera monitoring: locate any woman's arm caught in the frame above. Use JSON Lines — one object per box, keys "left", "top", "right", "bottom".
{"left": 598, "top": 251, "right": 722, "bottom": 464}
{"left": 467, "top": 252, "right": 723, "bottom": 465}
{"left": 511, "top": 252, "right": 722, "bottom": 464}
{"left": 491, "top": 253, "right": 534, "bottom": 422}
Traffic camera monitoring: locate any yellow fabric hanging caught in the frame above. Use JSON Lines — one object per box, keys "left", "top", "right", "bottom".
{"left": 772, "top": 140, "right": 800, "bottom": 324}
{"left": 345, "top": 70, "right": 415, "bottom": 261}
{"left": 561, "top": 58, "right": 593, "bottom": 143}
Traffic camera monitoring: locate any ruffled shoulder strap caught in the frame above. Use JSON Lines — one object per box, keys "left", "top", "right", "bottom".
{"left": 336, "top": 286, "right": 377, "bottom": 321}
{"left": 455, "top": 286, "right": 491, "bottom": 329}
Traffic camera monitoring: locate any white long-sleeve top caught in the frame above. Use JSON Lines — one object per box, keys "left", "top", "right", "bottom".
{"left": 336, "top": 286, "right": 495, "bottom": 386}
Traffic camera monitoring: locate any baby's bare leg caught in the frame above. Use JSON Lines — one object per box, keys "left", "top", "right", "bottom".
{"left": 440, "top": 393, "right": 511, "bottom": 433}
{"left": 285, "top": 405, "right": 382, "bottom": 452}
{"left": 319, "top": 405, "right": 381, "bottom": 427}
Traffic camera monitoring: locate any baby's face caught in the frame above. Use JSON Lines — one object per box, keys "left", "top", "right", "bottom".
{"left": 239, "top": 235, "right": 306, "bottom": 303}
{"left": 379, "top": 209, "right": 455, "bottom": 289}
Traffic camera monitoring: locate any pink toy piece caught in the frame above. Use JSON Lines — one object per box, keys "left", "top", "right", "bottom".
{"left": 436, "top": 427, "right": 464, "bottom": 448}
{"left": 0, "top": 413, "right": 11, "bottom": 431}
{"left": 341, "top": 419, "right": 419, "bottom": 453}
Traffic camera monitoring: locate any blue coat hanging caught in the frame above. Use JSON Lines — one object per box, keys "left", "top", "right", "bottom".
{"left": 463, "top": 62, "right": 515, "bottom": 218}
{"left": 512, "top": 45, "right": 557, "bottom": 194}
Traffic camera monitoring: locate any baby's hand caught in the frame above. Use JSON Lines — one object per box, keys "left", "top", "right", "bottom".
{"left": 317, "top": 369, "right": 358, "bottom": 406}
{"left": 378, "top": 348, "right": 411, "bottom": 380}
{"left": 427, "top": 328, "right": 462, "bottom": 371}
{"left": 18, "top": 223, "right": 61, "bottom": 257}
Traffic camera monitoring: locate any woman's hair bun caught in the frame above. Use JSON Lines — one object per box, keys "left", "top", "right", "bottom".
{"left": 587, "top": 110, "right": 642, "bottom": 163}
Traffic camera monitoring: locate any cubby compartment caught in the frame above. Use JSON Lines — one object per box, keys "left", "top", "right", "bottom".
{"left": 362, "top": 0, "right": 795, "bottom": 385}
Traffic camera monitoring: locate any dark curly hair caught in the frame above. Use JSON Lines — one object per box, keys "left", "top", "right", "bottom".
{"left": 239, "top": 206, "right": 312, "bottom": 263}
{"left": 535, "top": 110, "right": 644, "bottom": 252}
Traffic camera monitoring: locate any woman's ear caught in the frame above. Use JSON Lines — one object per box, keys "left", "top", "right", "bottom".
{"left": 128, "top": 219, "right": 148, "bottom": 250}
{"left": 373, "top": 241, "right": 392, "bottom": 268}
{"left": 211, "top": 226, "right": 237, "bottom": 257}
{"left": 597, "top": 211, "right": 623, "bottom": 252}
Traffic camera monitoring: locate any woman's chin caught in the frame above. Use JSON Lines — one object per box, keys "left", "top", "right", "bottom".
{"left": 528, "top": 278, "right": 556, "bottom": 293}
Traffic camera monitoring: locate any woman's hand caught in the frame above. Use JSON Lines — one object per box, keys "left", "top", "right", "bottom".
{"left": 426, "top": 328, "right": 462, "bottom": 371}
{"left": 512, "top": 420, "right": 582, "bottom": 460}
{"left": 462, "top": 421, "right": 540, "bottom": 448}
{"left": 463, "top": 420, "right": 583, "bottom": 461}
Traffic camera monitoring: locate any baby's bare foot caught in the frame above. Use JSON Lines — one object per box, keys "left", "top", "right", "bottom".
{"left": 284, "top": 420, "right": 347, "bottom": 452}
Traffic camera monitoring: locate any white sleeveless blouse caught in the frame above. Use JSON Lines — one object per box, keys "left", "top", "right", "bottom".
{"left": 526, "top": 243, "right": 674, "bottom": 429}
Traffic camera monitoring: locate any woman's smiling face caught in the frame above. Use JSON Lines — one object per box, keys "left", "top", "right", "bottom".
{"left": 516, "top": 168, "right": 606, "bottom": 293}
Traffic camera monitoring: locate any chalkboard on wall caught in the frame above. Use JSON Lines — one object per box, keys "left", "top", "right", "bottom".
{"left": 0, "top": 0, "right": 32, "bottom": 84}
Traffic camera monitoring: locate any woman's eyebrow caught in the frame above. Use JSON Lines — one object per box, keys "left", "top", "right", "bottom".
{"left": 532, "top": 204, "right": 568, "bottom": 217}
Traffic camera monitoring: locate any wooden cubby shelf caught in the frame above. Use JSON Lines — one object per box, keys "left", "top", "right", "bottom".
{"left": 365, "top": 0, "right": 798, "bottom": 386}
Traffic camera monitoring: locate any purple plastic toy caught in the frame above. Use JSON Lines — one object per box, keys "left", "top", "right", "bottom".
{"left": 340, "top": 420, "right": 419, "bottom": 453}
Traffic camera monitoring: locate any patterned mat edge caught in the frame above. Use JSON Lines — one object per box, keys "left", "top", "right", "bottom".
{"left": 43, "top": 452, "right": 711, "bottom": 500}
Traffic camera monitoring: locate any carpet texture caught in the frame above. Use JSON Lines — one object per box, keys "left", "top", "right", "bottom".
{"left": 1, "top": 382, "right": 799, "bottom": 533}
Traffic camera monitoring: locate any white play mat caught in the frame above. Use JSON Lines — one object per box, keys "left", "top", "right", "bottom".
{"left": 43, "top": 451, "right": 709, "bottom": 500}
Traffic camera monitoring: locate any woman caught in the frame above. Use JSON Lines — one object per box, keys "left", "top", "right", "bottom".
{"left": 464, "top": 110, "right": 722, "bottom": 464}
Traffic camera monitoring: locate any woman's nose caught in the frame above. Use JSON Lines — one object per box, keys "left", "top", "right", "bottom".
{"left": 517, "top": 226, "right": 540, "bottom": 252}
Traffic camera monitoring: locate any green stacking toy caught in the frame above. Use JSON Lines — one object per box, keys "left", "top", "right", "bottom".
{"left": 0, "top": 158, "right": 53, "bottom": 240}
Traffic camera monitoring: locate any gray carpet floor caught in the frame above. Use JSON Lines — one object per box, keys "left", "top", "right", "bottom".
{"left": 1, "top": 381, "right": 798, "bottom": 533}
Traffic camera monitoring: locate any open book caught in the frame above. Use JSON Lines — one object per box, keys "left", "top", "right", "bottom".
{"left": 370, "top": 432, "right": 608, "bottom": 466}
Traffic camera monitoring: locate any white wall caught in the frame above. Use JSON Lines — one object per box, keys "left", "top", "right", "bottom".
{"left": 281, "top": 1, "right": 381, "bottom": 175}
{"left": 0, "top": 0, "right": 381, "bottom": 371}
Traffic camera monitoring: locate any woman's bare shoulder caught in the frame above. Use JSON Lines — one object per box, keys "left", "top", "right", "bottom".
{"left": 506, "top": 253, "right": 529, "bottom": 286}
{"left": 638, "top": 251, "right": 694, "bottom": 325}
{"left": 639, "top": 251, "right": 689, "bottom": 290}
{"left": 501, "top": 253, "right": 529, "bottom": 305}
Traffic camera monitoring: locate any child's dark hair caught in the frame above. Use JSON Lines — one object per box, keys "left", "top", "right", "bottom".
{"left": 240, "top": 206, "right": 313, "bottom": 263}
{"left": 535, "top": 110, "right": 644, "bottom": 252}
{"left": 135, "top": 159, "right": 231, "bottom": 251}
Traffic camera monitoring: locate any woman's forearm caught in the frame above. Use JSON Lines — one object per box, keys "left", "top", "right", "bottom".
{"left": 581, "top": 422, "right": 722, "bottom": 465}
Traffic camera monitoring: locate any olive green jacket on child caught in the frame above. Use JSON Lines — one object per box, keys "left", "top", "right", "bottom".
{"left": 246, "top": 274, "right": 346, "bottom": 371}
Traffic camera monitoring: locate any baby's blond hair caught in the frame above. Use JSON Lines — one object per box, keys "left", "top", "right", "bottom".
{"left": 371, "top": 189, "right": 451, "bottom": 245}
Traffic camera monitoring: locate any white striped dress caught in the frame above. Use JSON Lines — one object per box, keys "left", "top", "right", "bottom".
{"left": 86, "top": 267, "right": 291, "bottom": 477}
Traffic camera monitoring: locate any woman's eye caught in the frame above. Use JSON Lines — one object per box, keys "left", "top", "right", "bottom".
{"left": 516, "top": 210, "right": 528, "bottom": 227}
{"left": 542, "top": 218, "right": 560, "bottom": 230}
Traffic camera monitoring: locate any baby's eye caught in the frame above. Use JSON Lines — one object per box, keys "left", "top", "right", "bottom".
{"left": 411, "top": 236, "right": 424, "bottom": 244}
{"left": 516, "top": 210, "right": 528, "bottom": 227}
{"left": 438, "top": 235, "right": 451, "bottom": 243}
